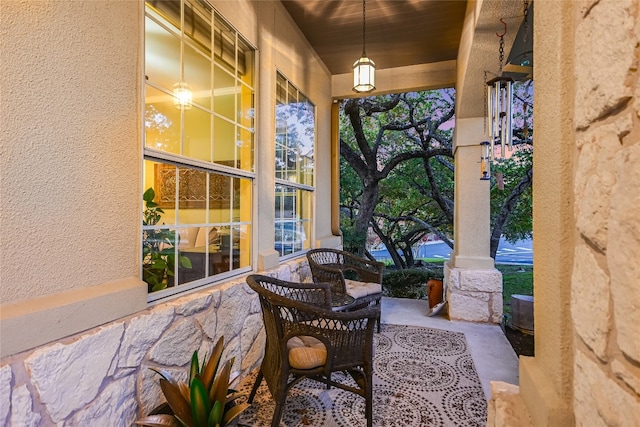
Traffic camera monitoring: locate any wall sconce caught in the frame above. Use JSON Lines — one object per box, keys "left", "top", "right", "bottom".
{"left": 480, "top": 141, "right": 491, "bottom": 180}
{"left": 173, "top": 82, "right": 192, "bottom": 110}
{"left": 353, "top": 0, "right": 375, "bottom": 93}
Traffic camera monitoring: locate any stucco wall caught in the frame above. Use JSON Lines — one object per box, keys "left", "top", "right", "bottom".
{"left": 0, "top": 0, "right": 334, "bottom": 359}
{"left": 0, "top": 0, "right": 141, "bottom": 303}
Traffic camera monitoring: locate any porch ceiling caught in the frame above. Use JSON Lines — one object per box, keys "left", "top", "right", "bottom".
{"left": 281, "top": 0, "right": 468, "bottom": 75}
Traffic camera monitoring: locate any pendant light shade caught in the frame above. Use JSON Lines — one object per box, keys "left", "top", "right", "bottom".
{"left": 173, "top": 81, "right": 193, "bottom": 110}
{"left": 353, "top": 56, "right": 375, "bottom": 93}
{"left": 353, "top": 0, "right": 375, "bottom": 93}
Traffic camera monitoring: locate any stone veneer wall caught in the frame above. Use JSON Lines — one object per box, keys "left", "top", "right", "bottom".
{"left": 0, "top": 259, "right": 310, "bottom": 426}
{"left": 570, "top": 0, "right": 640, "bottom": 424}
{"left": 488, "top": 1, "right": 640, "bottom": 425}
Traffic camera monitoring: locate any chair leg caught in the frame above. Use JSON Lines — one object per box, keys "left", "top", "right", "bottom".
{"left": 271, "top": 402, "right": 285, "bottom": 427}
{"left": 365, "top": 371, "right": 373, "bottom": 427}
{"left": 248, "top": 370, "right": 263, "bottom": 403}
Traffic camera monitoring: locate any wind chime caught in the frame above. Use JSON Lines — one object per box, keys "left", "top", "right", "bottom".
{"left": 481, "top": 19, "right": 514, "bottom": 180}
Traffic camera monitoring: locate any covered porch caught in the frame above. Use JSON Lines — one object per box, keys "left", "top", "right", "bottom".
{"left": 2, "top": 0, "right": 639, "bottom": 426}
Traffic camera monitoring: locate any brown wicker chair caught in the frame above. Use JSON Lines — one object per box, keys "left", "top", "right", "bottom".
{"left": 306, "top": 248, "right": 384, "bottom": 331}
{"left": 246, "top": 274, "right": 379, "bottom": 427}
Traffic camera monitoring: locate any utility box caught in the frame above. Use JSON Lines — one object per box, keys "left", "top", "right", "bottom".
{"left": 511, "top": 294, "right": 534, "bottom": 334}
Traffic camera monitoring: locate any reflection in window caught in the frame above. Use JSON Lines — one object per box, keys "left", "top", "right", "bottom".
{"left": 143, "top": 1, "right": 255, "bottom": 299}
{"left": 274, "top": 72, "right": 314, "bottom": 257}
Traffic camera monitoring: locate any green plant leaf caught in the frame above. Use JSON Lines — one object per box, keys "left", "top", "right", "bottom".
{"left": 208, "top": 401, "right": 222, "bottom": 427}
{"left": 189, "top": 351, "right": 200, "bottom": 386}
{"left": 143, "top": 187, "right": 156, "bottom": 202}
{"left": 180, "top": 256, "right": 192, "bottom": 269}
{"left": 201, "top": 336, "right": 224, "bottom": 393}
{"left": 159, "top": 378, "right": 194, "bottom": 427}
{"left": 152, "top": 283, "right": 167, "bottom": 292}
{"left": 152, "top": 259, "right": 167, "bottom": 270}
{"left": 190, "top": 377, "right": 211, "bottom": 427}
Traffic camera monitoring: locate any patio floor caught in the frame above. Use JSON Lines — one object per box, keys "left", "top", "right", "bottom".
{"left": 381, "top": 296, "right": 520, "bottom": 399}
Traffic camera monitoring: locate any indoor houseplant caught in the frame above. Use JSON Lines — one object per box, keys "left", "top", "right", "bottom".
{"left": 142, "top": 187, "right": 192, "bottom": 292}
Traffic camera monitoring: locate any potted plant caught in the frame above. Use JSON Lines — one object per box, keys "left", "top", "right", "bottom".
{"left": 142, "top": 187, "right": 192, "bottom": 292}
{"left": 137, "top": 336, "right": 249, "bottom": 427}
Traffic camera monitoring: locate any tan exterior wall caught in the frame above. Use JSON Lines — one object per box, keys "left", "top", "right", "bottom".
{"left": 0, "top": 0, "right": 333, "bottom": 359}
{"left": 0, "top": 1, "right": 142, "bottom": 302}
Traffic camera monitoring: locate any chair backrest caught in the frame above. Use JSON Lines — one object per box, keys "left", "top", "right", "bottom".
{"left": 247, "top": 274, "right": 380, "bottom": 374}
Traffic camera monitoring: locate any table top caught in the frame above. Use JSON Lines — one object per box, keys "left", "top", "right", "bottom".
{"left": 330, "top": 293, "right": 355, "bottom": 311}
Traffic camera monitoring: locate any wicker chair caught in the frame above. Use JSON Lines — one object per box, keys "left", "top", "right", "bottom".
{"left": 306, "top": 248, "right": 384, "bottom": 331}
{"left": 246, "top": 274, "right": 379, "bottom": 427}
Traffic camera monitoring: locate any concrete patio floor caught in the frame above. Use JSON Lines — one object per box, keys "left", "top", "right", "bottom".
{"left": 381, "top": 297, "right": 520, "bottom": 399}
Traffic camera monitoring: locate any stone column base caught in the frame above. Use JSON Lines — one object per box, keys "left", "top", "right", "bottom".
{"left": 445, "top": 262, "right": 503, "bottom": 323}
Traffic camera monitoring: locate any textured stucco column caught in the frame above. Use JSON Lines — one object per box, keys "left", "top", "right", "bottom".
{"left": 447, "top": 117, "right": 502, "bottom": 323}
{"left": 517, "top": 2, "right": 576, "bottom": 426}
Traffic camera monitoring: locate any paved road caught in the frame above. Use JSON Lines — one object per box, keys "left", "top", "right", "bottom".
{"left": 371, "top": 238, "right": 533, "bottom": 265}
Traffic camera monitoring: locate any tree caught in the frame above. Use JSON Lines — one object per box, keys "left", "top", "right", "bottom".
{"left": 340, "top": 83, "right": 533, "bottom": 266}
{"left": 340, "top": 91, "right": 455, "bottom": 259}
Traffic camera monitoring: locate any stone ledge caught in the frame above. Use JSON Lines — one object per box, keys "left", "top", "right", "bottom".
{"left": 0, "top": 277, "right": 147, "bottom": 358}
{"left": 486, "top": 381, "right": 533, "bottom": 427}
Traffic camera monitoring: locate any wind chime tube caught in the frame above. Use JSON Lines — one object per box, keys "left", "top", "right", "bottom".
{"left": 506, "top": 79, "right": 513, "bottom": 150}
{"left": 486, "top": 84, "right": 493, "bottom": 140}
{"left": 500, "top": 81, "right": 506, "bottom": 157}
{"left": 490, "top": 84, "right": 496, "bottom": 160}
{"left": 495, "top": 81, "right": 502, "bottom": 159}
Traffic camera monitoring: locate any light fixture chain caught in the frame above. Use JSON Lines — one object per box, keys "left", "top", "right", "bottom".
{"left": 523, "top": 0, "right": 530, "bottom": 43}
{"left": 498, "top": 35, "right": 505, "bottom": 72}
{"left": 483, "top": 71, "right": 488, "bottom": 137}
{"left": 362, "top": 0, "right": 367, "bottom": 56}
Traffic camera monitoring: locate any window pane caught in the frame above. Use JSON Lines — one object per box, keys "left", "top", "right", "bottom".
{"left": 213, "top": 116, "right": 235, "bottom": 166}
{"left": 144, "top": 1, "right": 255, "bottom": 294}
{"left": 184, "top": 0, "right": 212, "bottom": 53}
{"left": 238, "top": 39, "right": 254, "bottom": 86}
{"left": 237, "top": 127, "right": 254, "bottom": 172}
{"left": 213, "top": 65, "right": 235, "bottom": 120}
{"left": 184, "top": 43, "right": 212, "bottom": 110}
{"left": 184, "top": 106, "right": 212, "bottom": 162}
{"left": 145, "top": 16, "right": 181, "bottom": 93}
{"left": 145, "top": 86, "right": 181, "bottom": 154}
{"left": 237, "top": 83, "right": 254, "bottom": 129}
{"left": 274, "top": 185, "right": 312, "bottom": 256}
{"left": 209, "top": 171, "right": 231, "bottom": 223}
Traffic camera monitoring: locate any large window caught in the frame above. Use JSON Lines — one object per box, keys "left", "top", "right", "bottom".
{"left": 275, "top": 73, "right": 314, "bottom": 257}
{"left": 143, "top": 0, "right": 255, "bottom": 299}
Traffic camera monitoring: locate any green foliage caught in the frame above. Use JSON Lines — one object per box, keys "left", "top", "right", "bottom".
{"left": 339, "top": 83, "right": 533, "bottom": 265}
{"left": 142, "top": 187, "right": 192, "bottom": 293}
{"left": 490, "top": 147, "right": 533, "bottom": 243}
{"left": 382, "top": 268, "right": 443, "bottom": 299}
{"left": 136, "top": 336, "right": 249, "bottom": 427}
{"left": 499, "top": 265, "right": 534, "bottom": 315}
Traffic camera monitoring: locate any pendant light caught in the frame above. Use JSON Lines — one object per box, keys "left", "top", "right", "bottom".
{"left": 173, "top": 82, "right": 193, "bottom": 110}
{"left": 353, "top": 0, "right": 375, "bottom": 93}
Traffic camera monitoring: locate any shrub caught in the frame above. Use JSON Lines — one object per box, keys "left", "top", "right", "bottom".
{"left": 382, "top": 268, "right": 442, "bottom": 299}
